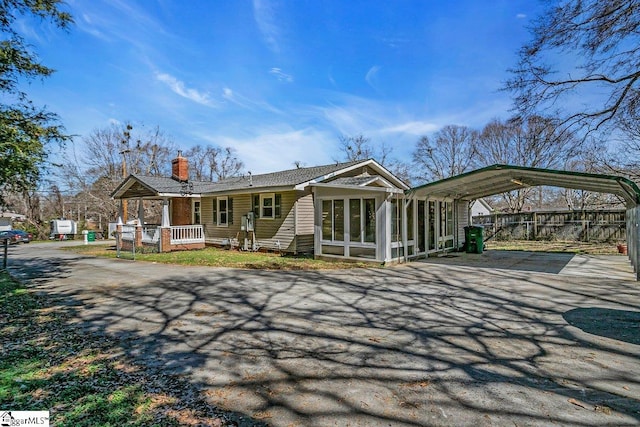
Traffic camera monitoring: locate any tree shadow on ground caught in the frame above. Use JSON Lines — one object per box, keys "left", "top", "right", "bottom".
{"left": 563, "top": 307, "right": 640, "bottom": 345}
{"left": 10, "top": 249, "right": 640, "bottom": 426}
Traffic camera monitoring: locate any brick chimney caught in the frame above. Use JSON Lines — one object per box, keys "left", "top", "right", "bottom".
{"left": 171, "top": 150, "right": 189, "bottom": 182}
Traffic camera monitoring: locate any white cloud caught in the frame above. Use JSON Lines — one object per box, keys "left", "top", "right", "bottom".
{"left": 253, "top": 0, "right": 281, "bottom": 53}
{"left": 516, "top": 13, "right": 527, "bottom": 19}
{"left": 365, "top": 65, "right": 381, "bottom": 90}
{"left": 380, "top": 121, "right": 439, "bottom": 135}
{"left": 269, "top": 67, "right": 294, "bottom": 83}
{"left": 195, "top": 126, "right": 335, "bottom": 173}
{"left": 220, "top": 86, "right": 284, "bottom": 114}
{"left": 156, "top": 73, "right": 213, "bottom": 106}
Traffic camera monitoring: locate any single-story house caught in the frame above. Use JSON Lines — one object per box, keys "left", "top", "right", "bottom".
{"left": 112, "top": 153, "right": 640, "bottom": 277}
{"left": 470, "top": 198, "right": 494, "bottom": 218}
{"left": 111, "top": 152, "right": 415, "bottom": 263}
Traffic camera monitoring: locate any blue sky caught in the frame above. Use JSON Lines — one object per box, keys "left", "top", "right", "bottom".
{"left": 22, "top": 0, "right": 543, "bottom": 174}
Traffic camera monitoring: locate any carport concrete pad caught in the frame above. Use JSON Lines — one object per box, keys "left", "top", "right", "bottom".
{"left": 8, "top": 243, "right": 640, "bottom": 426}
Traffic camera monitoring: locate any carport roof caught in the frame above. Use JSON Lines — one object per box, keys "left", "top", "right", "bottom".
{"left": 408, "top": 164, "right": 640, "bottom": 206}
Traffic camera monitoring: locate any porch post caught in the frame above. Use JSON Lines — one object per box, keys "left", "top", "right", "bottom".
{"left": 161, "top": 198, "right": 170, "bottom": 228}
{"left": 160, "top": 198, "right": 171, "bottom": 253}
{"left": 135, "top": 218, "right": 142, "bottom": 249}
{"left": 116, "top": 216, "right": 123, "bottom": 253}
{"left": 138, "top": 198, "right": 145, "bottom": 225}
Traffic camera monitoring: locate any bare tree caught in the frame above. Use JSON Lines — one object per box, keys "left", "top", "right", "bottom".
{"left": 476, "top": 116, "right": 582, "bottom": 168}
{"left": 60, "top": 123, "right": 176, "bottom": 224}
{"left": 475, "top": 116, "right": 584, "bottom": 212}
{"left": 412, "top": 125, "right": 478, "bottom": 181}
{"left": 602, "top": 110, "right": 640, "bottom": 182}
{"left": 184, "top": 145, "right": 244, "bottom": 181}
{"left": 336, "top": 134, "right": 375, "bottom": 162}
{"left": 505, "top": 0, "right": 640, "bottom": 134}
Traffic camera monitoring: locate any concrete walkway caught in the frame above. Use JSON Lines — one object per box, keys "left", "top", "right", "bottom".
{"left": 7, "top": 242, "right": 640, "bottom": 426}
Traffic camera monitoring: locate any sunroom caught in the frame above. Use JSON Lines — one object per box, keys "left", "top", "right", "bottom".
{"left": 311, "top": 175, "right": 410, "bottom": 263}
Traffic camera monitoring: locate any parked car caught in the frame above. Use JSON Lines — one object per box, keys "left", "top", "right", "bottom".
{"left": 0, "top": 230, "right": 32, "bottom": 244}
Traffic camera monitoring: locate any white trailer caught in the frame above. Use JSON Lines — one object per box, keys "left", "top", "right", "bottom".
{"left": 50, "top": 219, "right": 77, "bottom": 239}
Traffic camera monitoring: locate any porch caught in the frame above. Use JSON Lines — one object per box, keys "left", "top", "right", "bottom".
{"left": 119, "top": 223, "right": 205, "bottom": 252}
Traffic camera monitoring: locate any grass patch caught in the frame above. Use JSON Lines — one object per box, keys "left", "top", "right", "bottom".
{"left": 0, "top": 271, "right": 255, "bottom": 426}
{"left": 485, "top": 239, "right": 622, "bottom": 255}
{"left": 64, "top": 244, "right": 374, "bottom": 269}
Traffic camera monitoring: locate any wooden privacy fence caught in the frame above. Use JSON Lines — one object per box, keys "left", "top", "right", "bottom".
{"left": 473, "top": 209, "right": 626, "bottom": 242}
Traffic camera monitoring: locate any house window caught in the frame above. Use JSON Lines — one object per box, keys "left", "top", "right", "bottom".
{"left": 349, "top": 198, "right": 376, "bottom": 243}
{"left": 259, "top": 193, "right": 281, "bottom": 219}
{"left": 364, "top": 198, "right": 375, "bottom": 243}
{"left": 323, "top": 198, "right": 376, "bottom": 244}
{"left": 333, "top": 199, "right": 344, "bottom": 241}
{"left": 349, "top": 199, "right": 361, "bottom": 242}
{"left": 215, "top": 196, "right": 233, "bottom": 226}
{"left": 391, "top": 198, "right": 402, "bottom": 242}
{"left": 322, "top": 200, "right": 332, "bottom": 241}
{"left": 193, "top": 201, "right": 201, "bottom": 224}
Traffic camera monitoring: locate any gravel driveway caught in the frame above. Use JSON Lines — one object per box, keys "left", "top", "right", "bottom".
{"left": 8, "top": 242, "right": 640, "bottom": 426}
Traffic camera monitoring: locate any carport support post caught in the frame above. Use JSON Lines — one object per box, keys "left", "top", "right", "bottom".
{"left": 628, "top": 205, "right": 640, "bottom": 281}
{"left": 402, "top": 196, "right": 409, "bottom": 262}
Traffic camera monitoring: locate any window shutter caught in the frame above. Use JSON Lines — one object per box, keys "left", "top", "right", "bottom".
{"left": 253, "top": 195, "right": 260, "bottom": 218}
{"left": 275, "top": 193, "right": 281, "bottom": 218}
{"left": 212, "top": 198, "right": 217, "bottom": 225}
{"left": 228, "top": 197, "right": 233, "bottom": 224}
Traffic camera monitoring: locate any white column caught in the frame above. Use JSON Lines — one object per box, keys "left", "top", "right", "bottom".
{"left": 138, "top": 199, "right": 145, "bottom": 225}
{"left": 161, "top": 199, "right": 170, "bottom": 228}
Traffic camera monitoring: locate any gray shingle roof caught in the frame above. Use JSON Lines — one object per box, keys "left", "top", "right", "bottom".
{"left": 114, "top": 160, "right": 366, "bottom": 198}
{"left": 204, "top": 160, "right": 364, "bottom": 193}
{"left": 133, "top": 175, "right": 219, "bottom": 194}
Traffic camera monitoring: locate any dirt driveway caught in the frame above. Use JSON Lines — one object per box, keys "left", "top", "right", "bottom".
{"left": 8, "top": 243, "right": 640, "bottom": 426}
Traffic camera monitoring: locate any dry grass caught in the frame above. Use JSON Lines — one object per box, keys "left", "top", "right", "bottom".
{"left": 0, "top": 272, "right": 261, "bottom": 427}
{"left": 64, "top": 244, "right": 375, "bottom": 269}
{"left": 485, "top": 239, "right": 624, "bottom": 255}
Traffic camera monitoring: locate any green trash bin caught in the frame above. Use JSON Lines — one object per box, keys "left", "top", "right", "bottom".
{"left": 464, "top": 225, "right": 483, "bottom": 254}
{"left": 87, "top": 231, "right": 96, "bottom": 242}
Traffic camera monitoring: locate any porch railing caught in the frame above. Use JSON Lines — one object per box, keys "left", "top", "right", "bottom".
{"left": 121, "top": 225, "right": 136, "bottom": 241}
{"left": 142, "top": 226, "right": 160, "bottom": 243}
{"left": 171, "top": 225, "right": 204, "bottom": 244}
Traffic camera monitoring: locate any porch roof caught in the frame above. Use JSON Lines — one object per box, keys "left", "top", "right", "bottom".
{"left": 111, "top": 175, "right": 218, "bottom": 199}
{"left": 408, "top": 164, "right": 640, "bottom": 206}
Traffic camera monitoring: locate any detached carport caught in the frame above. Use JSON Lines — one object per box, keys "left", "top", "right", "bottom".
{"left": 408, "top": 164, "right": 640, "bottom": 280}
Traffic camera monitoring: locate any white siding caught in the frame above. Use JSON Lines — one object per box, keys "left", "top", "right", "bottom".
{"left": 456, "top": 200, "right": 469, "bottom": 249}
{"left": 295, "top": 192, "right": 315, "bottom": 253}
{"left": 254, "top": 191, "right": 296, "bottom": 252}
